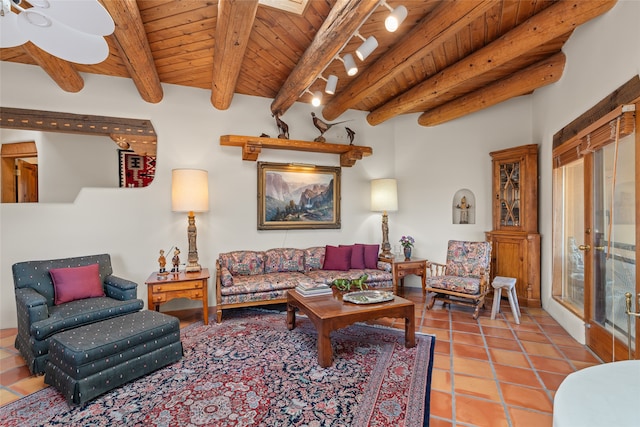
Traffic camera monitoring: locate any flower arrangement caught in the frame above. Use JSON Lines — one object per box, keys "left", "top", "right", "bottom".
{"left": 399, "top": 235, "right": 415, "bottom": 248}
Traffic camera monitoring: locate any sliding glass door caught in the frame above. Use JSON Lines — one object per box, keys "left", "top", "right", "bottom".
{"left": 553, "top": 98, "right": 638, "bottom": 362}
{"left": 587, "top": 133, "right": 636, "bottom": 360}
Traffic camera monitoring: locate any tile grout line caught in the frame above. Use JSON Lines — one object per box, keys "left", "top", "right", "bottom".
{"left": 476, "top": 308, "right": 515, "bottom": 427}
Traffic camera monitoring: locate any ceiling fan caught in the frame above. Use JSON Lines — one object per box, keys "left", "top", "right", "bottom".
{"left": 0, "top": 0, "right": 114, "bottom": 64}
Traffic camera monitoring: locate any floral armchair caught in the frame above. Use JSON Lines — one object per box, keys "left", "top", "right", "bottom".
{"left": 425, "top": 240, "right": 492, "bottom": 319}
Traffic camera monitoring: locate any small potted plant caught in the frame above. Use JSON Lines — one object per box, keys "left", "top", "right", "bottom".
{"left": 399, "top": 235, "right": 415, "bottom": 260}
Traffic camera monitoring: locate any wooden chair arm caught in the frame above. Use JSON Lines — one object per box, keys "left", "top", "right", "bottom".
{"left": 426, "top": 261, "right": 447, "bottom": 277}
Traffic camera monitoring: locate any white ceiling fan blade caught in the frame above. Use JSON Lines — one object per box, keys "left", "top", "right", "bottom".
{"left": 0, "top": 10, "right": 29, "bottom": 47}
{"left": 29, "top": 0, "right": 115, "bottom": 36}
{"left": 17, "top": 10, "right": 110, "bottom": 64}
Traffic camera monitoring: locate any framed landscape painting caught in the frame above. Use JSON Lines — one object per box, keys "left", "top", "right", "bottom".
{"left": 258, "top": 162, "right": 341, "bottom": 230}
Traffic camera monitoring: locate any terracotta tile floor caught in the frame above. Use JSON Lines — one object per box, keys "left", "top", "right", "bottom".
{"left": 0, "top": 288, "right": 602, "bottom": 426}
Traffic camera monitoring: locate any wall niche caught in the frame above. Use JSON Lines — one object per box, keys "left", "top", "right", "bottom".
{"left": 452, "top": 189, "right": 475, "bottom": 224}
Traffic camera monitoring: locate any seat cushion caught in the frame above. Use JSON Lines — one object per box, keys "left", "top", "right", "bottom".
{"left": 31, "top": 297, "right": 144, "bottom": 341}
{"left": 426, "top": 276, "right": 480, "bottom": 295}
{"left": 219, "top": 272, "right": 309, "bottom": 297}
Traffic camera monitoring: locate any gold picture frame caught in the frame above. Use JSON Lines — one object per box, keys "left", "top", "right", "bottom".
{"left": 258, "top": 162, "right": 341, "bottom": 230}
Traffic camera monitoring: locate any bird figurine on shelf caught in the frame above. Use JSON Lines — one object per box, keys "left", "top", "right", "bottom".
{"left": 273, "top": 113, "right": 289, "bottom": 139}
{"left": 311, "top": 112, "right": 351, "bottom": 143}
{"left": 346, "top": 127, "right": 356, "bottom": 145}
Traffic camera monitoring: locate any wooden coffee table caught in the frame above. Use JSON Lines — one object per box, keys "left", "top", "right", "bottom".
{"left": 286, "top": 289, "right": 415, "bottom": 368}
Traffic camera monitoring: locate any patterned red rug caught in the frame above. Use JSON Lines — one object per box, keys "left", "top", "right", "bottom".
{"left": 0, "top": 309, "right": 434, "bottom": 426}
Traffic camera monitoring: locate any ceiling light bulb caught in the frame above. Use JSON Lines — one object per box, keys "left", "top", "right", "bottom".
{"left": 343, "top": 53, "right": 357, "bottom": 76}
{"left": 311, "top": 91, "right": 322, "bottom": 107}
{"left": 325, "top": 75, "right": 338, "bottom": 95}
{"left": 385, "top": 5, "right": 407, "bottom": 32}
{"left": 355, "top": 35, "right": 378, "bottom": 61}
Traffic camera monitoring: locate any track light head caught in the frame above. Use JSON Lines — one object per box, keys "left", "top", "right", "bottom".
{"left": 385, "top": 4, "right": 407, "bottom": 32}
{"left": 325, "top": 74, "right": 338, "bottom": 95}
{"left": 343, "top": 53, "right": 357, "bottom": 76}
{"left": 355, "top": 35, "right": 378, "bottom": 61}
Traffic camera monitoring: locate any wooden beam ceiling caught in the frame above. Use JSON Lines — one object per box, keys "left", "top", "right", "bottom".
{"left": 366, "top": 0, "right": 618, "bottom": 126}
{"left": 211, "top": 0, "right": 260, "bottom": 110}
{"left": 0, "top": 0, "right": 620, "bottom": 130}
{"left": 270, "top": 0, "right": 380, "bottom": 117}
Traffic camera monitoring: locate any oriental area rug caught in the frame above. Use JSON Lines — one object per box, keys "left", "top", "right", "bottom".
{"left": 0, "top": 309, "right": 435, "bottom": 427}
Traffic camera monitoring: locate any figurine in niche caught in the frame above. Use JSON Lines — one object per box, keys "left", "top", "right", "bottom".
{"left": 346, "top": 127, "right": 356, "bottom": 145}
{"left": 456, "top": 196, "right": 472, "bottom": 224}
{"left": 157, "top": 249, "right": 168, "bottom": 275}
{"left": 273, "top": 113, "right": 289, "bottom": 139}
{"left": 171, "top": 247, "right": 181, "bottom": 273}
{"left": 311, "top": 112, "right": 351, "bottom": 142}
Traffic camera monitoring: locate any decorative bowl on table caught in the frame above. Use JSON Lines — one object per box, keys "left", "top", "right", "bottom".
{"left": 343, "top": 290, "right": 394, "bottom": 305}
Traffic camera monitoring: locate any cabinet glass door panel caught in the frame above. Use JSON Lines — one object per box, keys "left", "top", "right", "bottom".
{"left": 499, "top": 161, "right": 520, "bottom": 226}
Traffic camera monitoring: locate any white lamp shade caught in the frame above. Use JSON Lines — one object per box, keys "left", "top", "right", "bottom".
{"left": 385, "top": 5, "right": 407, "bottom": 32}
{"left": 172, "top": 169, "right": 209, "bottom": 212}
{"left": 343, "top": 53, "right": 358, "bottom": 76}
{"left": 371, "top": 178, "right": 398, "bottom": 212}
{"left": 355, "top": 35, "right": 378, "bottom": 61}
{"left": 325, "top": 74, "right": 338, "bottom": 95}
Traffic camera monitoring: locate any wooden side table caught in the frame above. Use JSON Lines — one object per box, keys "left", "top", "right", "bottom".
{"left": 383, "top": 257, "right": 428, "bottom": 294}
{"left": 145, "top": 268, "right": 210, "bottom": 325}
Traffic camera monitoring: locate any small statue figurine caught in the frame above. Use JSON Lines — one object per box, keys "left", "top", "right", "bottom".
{"left": 456, "top": 196, "right": 472, "bottom": 224}
{"left": 171, "top": 247, "right": 181, "bottom": 273}
{"left": 158, "top": 249, "right": 168, "bottom": 274}
{"left": 273, "top": 113, "right": 289, "bottom": 139}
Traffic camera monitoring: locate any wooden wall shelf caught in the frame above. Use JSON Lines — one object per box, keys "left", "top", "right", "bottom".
{"left": 219, "top": 135, "right": 372, "bottom": 167}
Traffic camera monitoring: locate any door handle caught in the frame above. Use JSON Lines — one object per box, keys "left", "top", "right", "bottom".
{"left": 578, "top": 244, "right": 591, "bottom": 251}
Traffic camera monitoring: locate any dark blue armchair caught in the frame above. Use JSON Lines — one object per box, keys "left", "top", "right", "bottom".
{"left": 12, "top": 254, "right": 143, "bottom": 374}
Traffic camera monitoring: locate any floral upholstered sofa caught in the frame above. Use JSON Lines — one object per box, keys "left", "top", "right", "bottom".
{"left": 215, "top": 245, "right": 392, "bottom": 322}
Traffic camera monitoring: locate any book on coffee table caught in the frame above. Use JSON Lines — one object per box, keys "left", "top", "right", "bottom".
{"left": 295, "top": 283, "right": 332, "bottom": 297}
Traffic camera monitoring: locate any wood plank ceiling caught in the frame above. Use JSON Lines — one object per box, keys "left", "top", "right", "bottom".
{"left": 0, "top": 0, "right": 617, "bottom": 127}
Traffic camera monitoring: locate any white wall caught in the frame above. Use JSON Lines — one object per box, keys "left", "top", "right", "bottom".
{"left": 532, "top": 0, "right": 640, "bottom": 343}
{"left": 390, "top": 98, "right": 533, "bottom": 287}
{"left": 1, "top": 128, "right": 120, "bottom": 203}
{"left": 0, "top": 62, "right": 395, "bottom": 328}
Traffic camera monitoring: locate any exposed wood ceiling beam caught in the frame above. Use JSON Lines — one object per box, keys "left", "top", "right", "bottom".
{"left": 101, "top": 0, "right": 163, "bottom": 104}
{"left": 322, "top": 0, "right": 496, "bottom": 121}
{"left": 418, "top": 52, "right": 567, "bottom": 127}
{"left": 270, "top": 0, "right": 380, "bottom": 117}
{"left": 20, "top": 42, "right": 85, "bottom": 93}
{"left": 211, "top": 0, "right": 260, "bottom": 110}
{"left": 366, "top": 0, "right": 618, "bottom": 126}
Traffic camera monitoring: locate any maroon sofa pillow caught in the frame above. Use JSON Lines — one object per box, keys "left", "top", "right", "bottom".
{"left": 356, "top": 243, "right": 380, "bottom": 269}
{"left": 323, "top": 245, "right": 352, "bottom": 271}
{"left": 340, "top": 244, "right": 366, "bottom": 269}
{"left": 50, "top": 264, "right": 105, "bottom": 305}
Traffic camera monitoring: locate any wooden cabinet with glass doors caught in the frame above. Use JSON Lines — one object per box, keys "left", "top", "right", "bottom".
{"left": 486, "top": 144, "right": 541, "bottom": 307}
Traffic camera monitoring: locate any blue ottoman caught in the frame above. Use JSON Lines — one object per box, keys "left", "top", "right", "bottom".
{"left": 44, "top": 310, "right": 183, "bottom": 404}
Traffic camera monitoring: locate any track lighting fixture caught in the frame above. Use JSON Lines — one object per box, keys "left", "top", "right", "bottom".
{"left": 355, "top": 33, "right": 378, "bottom": 61}
{"left": 299, "top": 1, "right": 407, "bottom": 106}
{"left": 342, "top": 53, "right": 358, "bottom": 76}
{"left": 311, "top": 90, "right": 322, "bottom": 107}
{"left": 381, "top": 2, "right": 407, "bottom": 32}
{"left": 323, "top": 74, "right": 338, "bottom": 95}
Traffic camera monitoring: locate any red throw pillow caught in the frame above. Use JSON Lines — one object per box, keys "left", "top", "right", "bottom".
{"left": 341, "top": 244, "right": 365, "bottom": 269}
{"left": 323, "top": 245, "right": 352, "bottom": 271}
{"left": 356, "top": 243, "right": 380, "bottom": 269}
{"left": 50, "top": 264, "right": 105, "bottom": 305}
